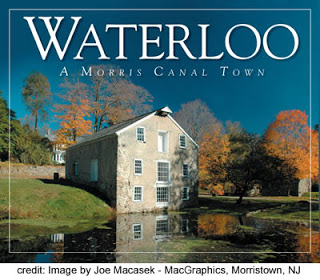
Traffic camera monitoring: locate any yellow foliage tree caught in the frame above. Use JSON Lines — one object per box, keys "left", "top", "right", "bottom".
{"left": 199, "top": 129, "right": 230, "bottom": 194}
{"left": 54, "top": 78, "right": 92, "bottom": 147}
{"left": 264, "top": 110, "right": 318, "bottom": 181}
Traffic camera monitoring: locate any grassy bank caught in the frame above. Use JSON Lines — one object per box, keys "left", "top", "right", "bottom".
{"left": 0, "top": 179, "right": 113, "bottom": 220}
{"left": 189, "top": 196, "right": 319, "bottom": 225}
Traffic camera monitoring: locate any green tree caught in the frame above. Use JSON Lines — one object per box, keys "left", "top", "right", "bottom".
{"left": 14, "top": 125, "right": 52, "bottom": 165}
{"left": 0, "top": 91, "right": 23, "bottom": 161}
{"left": 22, "top": 72, "right": 52, "bottom": 130}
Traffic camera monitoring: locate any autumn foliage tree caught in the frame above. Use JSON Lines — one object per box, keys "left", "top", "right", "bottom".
{"left": 54, "top": 78, "right": 92, "bottom": 146}
{"left": 199, "top": 129, "right": 229, "bottom": 195}
{"left": 88, "top": 65, "right": 153, "bottom": 132}
{"left": 264, "top": 110, "right": 319, "bottom": 182}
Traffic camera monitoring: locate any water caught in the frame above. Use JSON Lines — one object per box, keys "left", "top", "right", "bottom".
{"left": 0, "top": 212, "right": 318, "bottom": 263}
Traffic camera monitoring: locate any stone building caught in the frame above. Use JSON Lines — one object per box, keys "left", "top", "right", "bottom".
{"left": 65, "top": 107, "right": 199, "bottom": 213}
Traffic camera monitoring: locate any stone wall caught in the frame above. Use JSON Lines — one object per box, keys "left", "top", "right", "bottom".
{"left": 0, "top": 163, "right": 65, "bottom": 178}
{"left": 117, "top": 114, "right": 199, "bottom": 213}
{"left": 298, "top": 178, "right": 311, "bottom": 197}
{"left": 65, "top": 135, "right": 118, "bottom": 207}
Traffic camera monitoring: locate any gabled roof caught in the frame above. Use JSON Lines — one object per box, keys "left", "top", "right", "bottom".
{"left": 67, "top": 106, "right": 198, "bottom": 149}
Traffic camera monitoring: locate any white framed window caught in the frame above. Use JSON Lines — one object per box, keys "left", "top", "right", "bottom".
{"left": 90, "top": 159, "right": 98, "bottom": 182}
{"left": 181, "top": 186, "right": 189, "bottom": 200}
{"left": 136, "top": 127, "right": 145, "bottom": 142}
{"left": 179, "top": 134, "right": 186, "bottom": 148}
{"left": 181, "top": 219, "right": 189, "bottom": 233}
{"left": 156, "top": 216, "right": 170, "bottom": 236}
{"left": 157, "top": 161, "right": 170, "bottom": 182}
{"left": 133, "top": 186, "right": 143, "bottom": 202}
{"left": 134, "top": 159, "right": 143, "bottom": 175}
{"left": 132, "top": 223, "right": 143, "bottom": 240}
{"left": 156, "top": 186, "right": 170, "bottom": 205}
{"left": 158, "top": 131, "right": 169, "bottom": 153}
{"left": 74, "top": 161, "right": 79, "bottom": 176}
{"left": 183, "top": 163, "right": 189, "bottom": 177}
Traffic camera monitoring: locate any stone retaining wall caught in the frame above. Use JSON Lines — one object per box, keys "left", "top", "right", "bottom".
{"left": 0, "top": 164, "right": 65, "bottom": 179}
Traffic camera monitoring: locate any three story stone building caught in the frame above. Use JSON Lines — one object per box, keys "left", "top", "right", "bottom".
{"left": 66, "top": 106, "right": 198, "bottom": 213}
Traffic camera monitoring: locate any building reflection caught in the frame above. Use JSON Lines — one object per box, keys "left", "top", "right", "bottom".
{"left": 115, "top": 213, "right": 198, "bottom": 262}
{"left": 30, "top": 213, "right": 318, "bottom": 263}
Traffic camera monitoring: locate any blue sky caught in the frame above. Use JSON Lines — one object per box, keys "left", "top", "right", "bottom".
{"left": 1, "top": 0, "right": 319, "bottom": 135}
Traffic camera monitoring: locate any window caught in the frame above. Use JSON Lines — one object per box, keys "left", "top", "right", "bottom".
{"left": 74, "top": 161, "right": 79, "bottom": 176}
{"left": 136, "top": 127, "right": 145, "bottom": 142}
{"left": 158, "top": 131, "right": 169, "bottom": 153}
{"left": 134, "top": 159, "right": 143, "bottom": 175}
{"left": 156, "top": 217, "right": 169, "bottom": 236}
{"left": 90, "top": 159, "right": 98, "bottom": 182}
{"left": 179, "top": 134, "right": 186, "bottom": 148}
{"left": 132, "top": 223, "right": 143, "bottom": 240}
{"left": 157, "top": 186, "right": 170, "bottom": 205}
{"left": 133, "top": 186, "right": 143, "bottom": 202}
{"left": 181, "top": 219, "right": 189, "bottom": 233}
{"left": 183, "top": 164, "right": 189, "bottom": 177}
{"left": 181, "top": 186, "right": 189, "bottom": 200}
{"left": 157, "top": 161, "right": 169, "bottom": 182}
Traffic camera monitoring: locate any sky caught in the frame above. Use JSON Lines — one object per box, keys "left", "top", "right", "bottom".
{"left": 0, "top": 0, "right": 319, "bottom": 135}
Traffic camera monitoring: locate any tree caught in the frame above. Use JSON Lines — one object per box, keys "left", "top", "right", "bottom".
{"left": 88, "top": 65, "right": 153, "bottom": 132}
{"left": 22, "top": 72, "right": 52, "bottom": 130}
{"left": 264, "top": 110, "right": 318, "bottom": 181}
{"left": 173, "top": 99, "right": 223, "bottom": 143}
{"left": 0, "top": 91, "right": 23, "bottom": 161}
{"left": 13, "top": 124, "right": 52, "bottom": 165}
{"left": 200, "top": 127, "right": 295, "bottom": 203}
{"left": 54, "top": 77, "right": 92, "bottom": 146}
{"left": 199, "top": 128, "right": 229, "bottom": 194}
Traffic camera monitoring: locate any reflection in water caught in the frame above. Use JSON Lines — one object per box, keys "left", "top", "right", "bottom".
{"left": 0, "top": 212, "right": 319, "bottom": 263}
{"left": 198, "top": 214, "right": 239, "bottom": 237}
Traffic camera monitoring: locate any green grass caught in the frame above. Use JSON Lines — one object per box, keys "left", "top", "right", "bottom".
{"left": 302, "top": 192, "right": 319, "bottom": 199}
{"left": 187, "top": 196, "right": 319, "bottom": 225}
{"left": 249, "top": 203, "right": 319, "bottom": 224}
{"left": 0, "top": 178, "right": 113, "bottom": 220}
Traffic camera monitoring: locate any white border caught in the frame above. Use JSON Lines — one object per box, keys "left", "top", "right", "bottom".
{"left": 8, "top": 8, "right": 313, "bottom": 255}
{"left": 134, "top": 159, "right": 143, "bottom": 176}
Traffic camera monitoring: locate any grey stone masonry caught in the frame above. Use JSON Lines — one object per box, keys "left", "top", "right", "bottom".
{"left": 66, "top": 107, "right": 199, "bottom": 213}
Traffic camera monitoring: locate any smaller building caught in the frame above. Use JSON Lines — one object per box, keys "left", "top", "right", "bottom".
{"left": 44, "top": 130, "right": 66, "bottom": 164}
{"left": 44, "top": 130, "right": 86, "bottom": 164}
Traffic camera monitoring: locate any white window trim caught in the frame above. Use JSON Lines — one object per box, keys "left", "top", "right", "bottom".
{"left": 133, "top": 186, "right": 143, "bottom": 202}
{"left": 134, "top": 159, "right": 143, "bottom": 176}
{"left": 156, "top": 160, "right": 170, "bottom": 183}
{"left": 158, "top": 130, "right": 169, "bottom": 153}
{"left": 132, "top": 223, "right": 143, "bottom": 240}
{"left": 155, "top": 215, "right": 170, "bottom": 237}
{"left": 182, "top": 163, "right": 189, "bottom": 177}
{"left": 136, "top": 126, "right": 145, "bottom": 142}
{"left": 156, "top": 185, "right": 170, "bottom": 207}
{"left": 181, "top": 186, "right": 190, "bottom": 201}
{"left": 179, "top": 134, "right": 187, "bottom": 149}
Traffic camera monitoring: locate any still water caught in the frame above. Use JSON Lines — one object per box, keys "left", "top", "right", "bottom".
{"left": 1, "top": 212, "right": 319, "bottom": 263}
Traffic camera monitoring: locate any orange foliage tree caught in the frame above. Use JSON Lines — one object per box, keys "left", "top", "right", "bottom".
{"left": 54, "top": 78, "right": 92, "bottom": 146}
{"left": 199, "top": 129, "right": 230, "bottom": 195}
{"left": 264, "top": 110, "right": 318, "bottom": 182}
